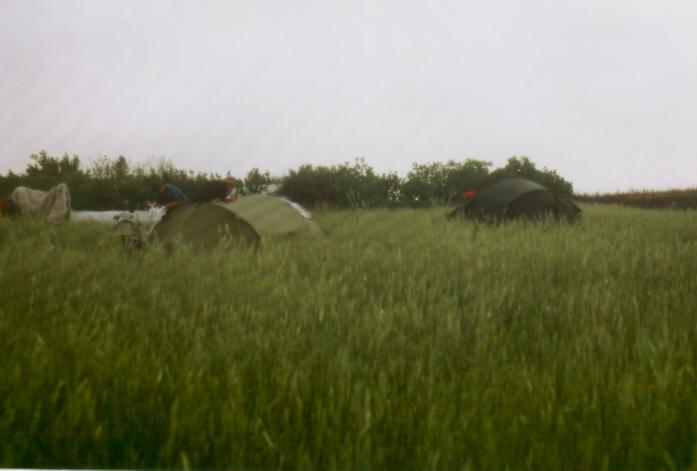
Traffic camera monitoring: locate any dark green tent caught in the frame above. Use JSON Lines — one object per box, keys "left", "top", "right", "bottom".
{"left": 448, "top": 177, "right": 581, "bottom": 223}
{"left": 153, "top": 195, "right": 324, "bottom": 252}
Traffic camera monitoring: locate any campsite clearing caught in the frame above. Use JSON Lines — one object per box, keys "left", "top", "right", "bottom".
{"left": 1, "top": 204, "right": 697, "bottom": 470}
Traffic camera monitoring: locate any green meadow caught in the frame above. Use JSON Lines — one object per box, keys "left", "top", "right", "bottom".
{"left": 1, "top": 204, "right": 697, "bottom": 470}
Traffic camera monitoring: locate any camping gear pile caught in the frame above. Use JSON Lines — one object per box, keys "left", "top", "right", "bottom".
{"left": 448, "top": 177, "right": 581, "bottom": 223}
{"left": 5, "top": 183, "right": 72, "bottom": 223}
{"left": 1, "top": 182, "right": 323, "bottom": 251}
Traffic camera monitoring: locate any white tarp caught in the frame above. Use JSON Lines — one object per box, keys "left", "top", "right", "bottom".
{"left": 71, "top": 205, "right": 165, "bottom": 231}
{"left": 9, "top": 183, "right": 71, "bottom": 223}
{"left": 71, "top": 210, "right": 150, "bottom": 224}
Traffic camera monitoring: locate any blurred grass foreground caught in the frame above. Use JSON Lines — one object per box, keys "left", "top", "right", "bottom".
{"left": 2, "top": 204, "right": 697, "bottom": 470}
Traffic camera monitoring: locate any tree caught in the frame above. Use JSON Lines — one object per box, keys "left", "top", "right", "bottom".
{"left": 1, "top": 152, "right": 574, "bottom": 211}
{"left": 240, "top": 168, "right": 274, "bottom": 195}
{"left": 400, "top": 159, "right": 492, "bottom": 206}
{"left": 277, "top": 158, "right": 400, "bottom": 208}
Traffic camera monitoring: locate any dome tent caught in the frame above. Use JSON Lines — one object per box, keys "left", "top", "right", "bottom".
{"left": 447, "top": 177, "right": 581, "bottom": 223}
{"left": 153, "top": 194, "right": 323, "bottom": 252}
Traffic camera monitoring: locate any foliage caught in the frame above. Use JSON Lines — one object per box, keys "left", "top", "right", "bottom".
{"left": 576, "top": 188, "right": 697, "bottom": 210}
{"left": 1, "top": 152, "right": 575, "bottom": 210}
{"left": 239, "top": 168, "right": 276, "bottom": 196}
{"left": 2, "top": 205, "right": 697, "bottom": 470}
{"left": 0, "top": 152, "right": 218, "bottom": 210}
{"left": 400, "top": 159, "right": 492, "bottom": 206}
{"left": 277, "top": 158, "right": 402, "bottom": 208}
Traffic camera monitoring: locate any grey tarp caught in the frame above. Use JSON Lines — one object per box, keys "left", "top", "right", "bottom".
{"left": 9, "top": 183, "right": 72, "bottom": 223}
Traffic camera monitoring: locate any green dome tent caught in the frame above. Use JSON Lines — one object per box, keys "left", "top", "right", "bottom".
{"left": 153, "top": 194, "right": 324, "bottom": 252}
{"left": 448, "top": 177, "right": 581, "bottom": 223}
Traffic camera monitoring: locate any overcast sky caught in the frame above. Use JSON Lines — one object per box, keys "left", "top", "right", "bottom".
{"left": 1, "top": 0, "right": 695, "bottom": 193}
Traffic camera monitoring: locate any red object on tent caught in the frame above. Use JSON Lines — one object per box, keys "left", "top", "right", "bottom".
{"left": 461, "top": 189, "right": 477, "bottom": 200}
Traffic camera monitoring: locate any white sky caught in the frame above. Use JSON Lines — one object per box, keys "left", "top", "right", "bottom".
{"left": 1, "top": 0, "right": 696, "bottom": 193}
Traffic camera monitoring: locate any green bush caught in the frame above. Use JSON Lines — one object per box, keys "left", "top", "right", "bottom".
{"left": 277, "top": 158, "right": 402, "bottom": 208}
{"left": 1, "top": 152, "right": 575, "bottom": 210}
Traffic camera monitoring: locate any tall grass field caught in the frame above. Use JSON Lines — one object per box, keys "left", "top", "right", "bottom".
{"left": 2, "top": 204, "right": 697, "bottom": 470}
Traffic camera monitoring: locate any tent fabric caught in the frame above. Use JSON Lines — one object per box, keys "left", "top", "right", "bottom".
{"left": 152, "top": 195, "right": 323, "bottom": 251}
{"left": 448, "top": 177, "right": 581, "bottom": 223}
{"left": 466, "top": 178, "right": 547, "bottom": 218}
{"left": 8, "top": 183, "right": 71, "bottom": 223}
{"left": 153, "top": 203, "right": 260, "bottom": 251}
{"left": 224, "top": 194, "right": 322, "bottom": 238}
{"left": 279, "top": 197, "right": 312, "bottom": 219}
